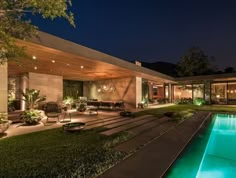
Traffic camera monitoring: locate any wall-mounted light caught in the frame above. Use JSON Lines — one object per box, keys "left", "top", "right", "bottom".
{"left": 32, "top": 56, "right": 36, "bottom": 60}
{"left": 34, "top": 66, "right": 37, "bottom": 70}
{"left": 80, "top": 65, "right": 84, "bottom": 69}
{"left": 51, "top": 60, "right": 55, "bottom": 63}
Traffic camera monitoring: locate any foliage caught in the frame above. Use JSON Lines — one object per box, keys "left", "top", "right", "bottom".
{"left": 21, "top": 88, "right": 46, "bottom": 109}
{"left": 135, "top": 104, "right": 236, "bottom": 118}
{"left": 170, "top": 109, "right": 195, "bottom": 122}
{"left": 21, "top": 109, "right": 42, "bottom": 125}
{"left": 224, "top": 67, "right": 235, "bottom": 73}
{"left": 175, "top": 98, "right": 193, "bottom": 104}
{"left": 0, "top": 112, "right": 11, "bottom": 134}
{"left": 0, "top": 0, "right": 75, "bottom": 64}
{"left": 0, "top": 113, "right": 7, "bottom": 123}
{"left": 63, "top": 96, "right": 74, "bottom": 105}
{"left": 0, "top": 128, "right": 130, "bottom": 177}
{"left": 193, "top": 98, "right": 206, "bottom": 106}
{"left": 176, "top": 46, "right": 215, "bottom": 77}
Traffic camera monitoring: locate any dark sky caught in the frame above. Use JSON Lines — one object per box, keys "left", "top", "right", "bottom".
{"left": 30, "top": 0, "right": 236, "bottom": 69}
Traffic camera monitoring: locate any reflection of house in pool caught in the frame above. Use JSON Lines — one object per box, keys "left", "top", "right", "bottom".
{"left": 2, "top": 31, "right": 236, "bottom": 113}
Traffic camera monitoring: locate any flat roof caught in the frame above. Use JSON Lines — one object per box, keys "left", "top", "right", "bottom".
{"left": 8, "top": 31, "right": 175, "bottom": 83}
{"left": 176, "top": 73, "right": 236, "bottom": 83}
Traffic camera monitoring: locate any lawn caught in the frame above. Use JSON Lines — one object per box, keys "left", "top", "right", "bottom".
{"left": 1, "top": 104, "right": 235, "bottom": 177}
{"left": 0, "top": 127, "right": 131, "bottom": 177}
{"left": 135, "top": 104, "right": 236, "bottom": 118}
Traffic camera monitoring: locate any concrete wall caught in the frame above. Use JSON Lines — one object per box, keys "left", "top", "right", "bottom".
{"left": 83, "top": 77, "right": 137, "bottom": 108}
{"left": 0, "top": 63, "right": 8, "bottom": 113}
{"left": 28, "top": 73, "right": 63, "bottom": 103}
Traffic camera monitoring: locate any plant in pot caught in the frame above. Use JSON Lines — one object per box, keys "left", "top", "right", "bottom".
{"left": 63, "top": 96, "right": 74, "bottom": 110}
{"left": 0, "top": 113, "right": 12, "bottom": 134}
{"left": 21, "top": 89, "right": 46, "bottom": 125}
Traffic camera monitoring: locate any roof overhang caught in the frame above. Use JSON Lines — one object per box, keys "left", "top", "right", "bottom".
{"left": 8, "top": 31, "right": 175, "bottom": 83}
{"left": 176, "top": 73, "right": 236, "bottom": 84}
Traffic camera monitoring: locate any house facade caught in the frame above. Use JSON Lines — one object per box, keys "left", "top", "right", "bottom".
{"left": 1, "top": 31, "right": 236, "bottom": 113}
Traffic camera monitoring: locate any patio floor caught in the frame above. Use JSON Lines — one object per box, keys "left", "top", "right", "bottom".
{"left": 2, "top": 103, "right": 174, "bottom": 139}
{"left": 2, "top": 110, "right": 119, "bottom": 138}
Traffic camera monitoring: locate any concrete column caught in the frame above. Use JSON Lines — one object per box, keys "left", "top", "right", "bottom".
{"left": 136, "top": 77, "right": 142, "bottom": 107}
{"left": 0, "top": 62, "right": 8, "bottom": 113}
{"left": 168, "top": 83, "right": 172, "bottom": 103}
{"left": 20, "top": 74, "right": 29, "bottom": 110}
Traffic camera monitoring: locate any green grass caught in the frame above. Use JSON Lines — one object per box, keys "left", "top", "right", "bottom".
{"left": 0, "top": 127, "right": 132, "bottom": 177}
{"left": 135, "top": 104, "right": 236, "bottom": 118}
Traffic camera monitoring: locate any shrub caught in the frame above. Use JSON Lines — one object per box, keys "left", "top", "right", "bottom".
{"left": 193, "top": 98, "right": 206, "bottom": 106}
{"left": 21, "top": 109, "right": 42, "bottom": 125}
{"left": 175, "top": 98, "right": 193, "bottom": 104}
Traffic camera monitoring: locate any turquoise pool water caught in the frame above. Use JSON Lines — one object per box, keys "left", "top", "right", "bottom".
{"left": 165, "top": 114, "right": 236, "bottom": 178}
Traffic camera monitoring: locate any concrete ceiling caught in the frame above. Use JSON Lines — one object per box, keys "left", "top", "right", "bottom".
{"left": 8, "top": 32, "right": 175, "bottom": 83}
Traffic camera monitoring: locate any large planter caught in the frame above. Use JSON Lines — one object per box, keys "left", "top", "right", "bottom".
{"left": 0, "top": 120, "right": 12, "bottom": 134}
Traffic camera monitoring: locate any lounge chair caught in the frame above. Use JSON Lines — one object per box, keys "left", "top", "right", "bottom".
{"left": 44, "top": 102, "right": 61, "bottom": 122}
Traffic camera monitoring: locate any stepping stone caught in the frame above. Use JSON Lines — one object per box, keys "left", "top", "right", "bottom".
{"left": 85, "top": 117, "right": 131, "bottom": 129}
{"left": 115, "top": 121, "right": 177, "bottom": 153}
{"left": 104, "top": 115, "right": 153, "bottom": 129}
{"left": 86, "top": 115, "right": 152, "bottom": 130}
{"left": 101, "top": 117, "right": 157, "bottom": 136}
{"left": 129, "top": 116, "right": 169, "bottom": 135}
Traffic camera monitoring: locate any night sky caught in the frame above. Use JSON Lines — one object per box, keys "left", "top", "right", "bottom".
{"left": 30, "top": 0, "right": 236, "bottom": 69}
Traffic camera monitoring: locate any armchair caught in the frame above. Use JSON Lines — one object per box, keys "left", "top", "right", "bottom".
{"left": 44, "top": 102, "right": 61, "bottom": 122}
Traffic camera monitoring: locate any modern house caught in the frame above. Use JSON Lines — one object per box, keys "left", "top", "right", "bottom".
{"left": 1, "top": 31, "right": 236, "bottom": 113}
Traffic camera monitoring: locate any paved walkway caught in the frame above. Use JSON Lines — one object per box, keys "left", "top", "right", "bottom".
{"left": 99, "top": 111, "right": 211, "bottom": 178}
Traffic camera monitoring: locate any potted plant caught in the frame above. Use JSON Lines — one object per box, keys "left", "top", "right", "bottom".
{"left": 21, "top": 109, "right": 43, "bottom": 125}
{"left": 0, "top": 113, "right": 12, "bottom": 134}
{"left": 21, "top": 89, "right": 46, "bottom": 125}
{"left": 63, "top": 96, "right": 74, "bottom": 110}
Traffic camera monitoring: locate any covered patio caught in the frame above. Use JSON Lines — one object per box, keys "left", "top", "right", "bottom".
{"left": 4, "top": 31, "right": 175, "bottom": 114}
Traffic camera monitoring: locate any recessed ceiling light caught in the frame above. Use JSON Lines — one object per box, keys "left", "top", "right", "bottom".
{"left": 34, "top": 66, "right": 37, "bottom": 70}
{"left": 51, "top": 60, "right": 55, "bottom": 63}
{"left": 80, "top": 65, "right": 84, "bottom": 69}
{"left": 32, "top": 56, "right": 36, "bottom": 60}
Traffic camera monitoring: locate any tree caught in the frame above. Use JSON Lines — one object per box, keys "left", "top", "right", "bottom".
{"left": 176, "top": 47, "right": 215, "bottom": 77}
{"left": 224, "top": 67, "right": 235, "bottom": 73}
{"left": 0, "top": 0, "right": 75, "bottom": 64}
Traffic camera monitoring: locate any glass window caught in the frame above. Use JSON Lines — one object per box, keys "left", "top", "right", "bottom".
{"left": 173, "top": 85, "right": 192, "bottom": 101}
{"left": 211, "top": 83, "right": 227, "bottom": 104}
{"left": 228, "top": 82, "right": 236, "bottom": 104}
{"left": 193, "top": 84, "right": 204, "bottom": 99}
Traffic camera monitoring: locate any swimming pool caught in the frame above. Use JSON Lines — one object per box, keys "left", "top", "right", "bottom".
{"left": 165, "top": 114, "right": 236, "bottom": 178}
